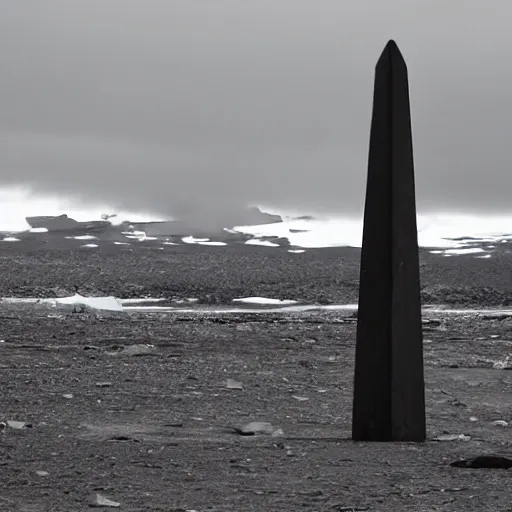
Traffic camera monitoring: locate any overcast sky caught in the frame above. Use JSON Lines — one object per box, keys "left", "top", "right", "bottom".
{"left": 1, "top": 1, "right": 512, "bottom": 219}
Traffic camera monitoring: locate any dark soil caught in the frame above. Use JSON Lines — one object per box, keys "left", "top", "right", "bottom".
{"left": 1, "top": 244, "right": 512, "bottom": 511}
{"left": 1, "top": 242, "right": 512, "bottom": 306}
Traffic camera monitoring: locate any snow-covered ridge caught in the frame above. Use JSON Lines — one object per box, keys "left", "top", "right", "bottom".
{"left": 1, "top": 186, "right": 512, "bottom": 252}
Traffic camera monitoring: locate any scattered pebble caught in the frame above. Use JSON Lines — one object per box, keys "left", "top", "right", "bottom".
{"left": 225, "top": 378, "right": 243, "bottom": 390}
{"left": 433, "top": 434, "right": 471, "bottom": 442}
{"left": 237, "top": 421, "right": 283, "bottom": 436}
{"left": 331, "top": 507, "right": 370, "bottom": 512}
{"left": 119, "top": 344, "right": 156, "bottom": 357}
{"left": 90, "top": 494, "right": 121, "bottom": 508}
{"left": 7, "top": 420, "right": 28, "bottom": 430}
{"left": 95, "top": 382, "right": 112, "bottom": 388}
{"left": 493, "top": 357, "right": 512, "bottom": 369}
{"left": 451, "top": 455, "right": 512, "bottom": 469}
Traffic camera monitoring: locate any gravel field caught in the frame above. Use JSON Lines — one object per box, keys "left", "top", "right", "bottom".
{"left": 1, "top": 241, "right": 512, "bottom": 306}
{"left": 1, "top": 244, "right": 512, "bottom": 511}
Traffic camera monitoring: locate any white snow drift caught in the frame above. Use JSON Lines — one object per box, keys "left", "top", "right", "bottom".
{"left": 1, "top": 294, "right": 123, "bottom": 312}
{"left": 232, "top": 297, "right": 298, "bottom": 305}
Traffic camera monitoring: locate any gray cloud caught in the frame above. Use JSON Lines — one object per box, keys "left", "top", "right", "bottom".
{"left": 1, "top": 0, "right": 512, "bottom": 219}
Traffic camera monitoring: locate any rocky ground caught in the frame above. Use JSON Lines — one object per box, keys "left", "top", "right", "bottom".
{"left": 1, "top": 239, "right": 512, "bottom": 307}
{"left": 1, "top": 243, "right": 512, "bottom": 511}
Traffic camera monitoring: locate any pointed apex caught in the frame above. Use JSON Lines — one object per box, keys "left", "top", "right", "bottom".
{"left": 376, "top": 40, "right": 406, "bottom": 70}
{"left": 382, "top": 40, "right": 403, "bottom": 58}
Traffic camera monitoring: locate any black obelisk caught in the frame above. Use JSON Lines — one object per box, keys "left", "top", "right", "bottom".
{"left": 352, "top": 41, "right": 426, "bottom": 442}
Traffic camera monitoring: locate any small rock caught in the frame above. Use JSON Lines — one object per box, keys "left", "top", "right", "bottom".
{"left": 238, "top": 421, "right": 281, "bottom": 436}
{"left": 492, "top": 420, "right": 509, "bottom": 427}
{"left": 238, "top": 422, "right": 274, "bottom": 435}
{"left": 7, "top": 420, "right": 27, "bottom": 430}
{"left": 62, "top": 394, "right": 73, "bottom": 399}
{"left": 119, "top": 344, "right": 156, "bottom": 357}
{"left": 292, "top": 396, "right": 309, "bottom": 401}
{"left": 451, "top": 455, "right": 512, "bottom": 469}
{"left": 433, "top": 434, "right": 471, "bottom": 442}
{"left": 331, "top": 507, "right": 370, "bottom": 512}
{"left": 36, "top": 470, "right": 49, "bottom": 477}
{"left": 448, "top": 398, "right": 466, "bottom": 407}
{"left": 95, "top": 382, "right": 112, "bottom": 388}
{"left": 226, "top": 379, "right": 243, "bottom": 390}
{"left": 493, "top": 357, "right": 512, "bottom": 369}
{"left": 469, "top": 416, "right": 479, "bottom": 422}
{"left": 90, "top": 493, "right": 121, "bottom": 508}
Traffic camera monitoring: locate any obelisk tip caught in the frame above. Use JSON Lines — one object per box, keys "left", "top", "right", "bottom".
{"left": 377, "top": 40, "right": 406, "bottom": 69}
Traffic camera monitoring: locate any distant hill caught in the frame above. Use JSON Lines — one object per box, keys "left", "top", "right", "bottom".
{"left": 25, "top": 207, "right": 282, "bottom": 236}
{"left": 26, "top": 214, "right": 111, "bottom": 233}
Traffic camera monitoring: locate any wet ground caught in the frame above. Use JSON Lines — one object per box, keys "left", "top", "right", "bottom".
{"left": 1, "top": 244, "right": 512, "bottom": 511}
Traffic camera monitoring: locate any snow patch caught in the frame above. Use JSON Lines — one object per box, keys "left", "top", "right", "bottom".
{"left": 234, "top": 213, "right": 512, "bottom": 250}
{"left": 56, "top": 294, "right": 123, "bottom": 311}
{"left": 197, "top": 241, "right": 227, "bottom": 246}
{"left": 182, "top": 236, "right": 226, "bottom": 246}
{"left": 245, "top": 239, "right": 279, "bottom": 247}
{"left": 233, "top": 297, "right": 298, "bottom": 305}
{"left": 80, "top": 244, "right": 98, "bottom": 248}
{"left": 2, "top": 293, "right": 123, "bottom": 312}
{"left": 74, "top": 235, "right": 98, "bottom": 240}
{"left": 1, "top": 237, "right": 20, "bottom": 242}
{"left": 123, "top": 231, "right": 157, "bottom": 242}
{"left": 118, "top": 298, "right": 167, "bottom": 305}
{"left": 182, "top": 236, "right": 210, "bottom": 243}
{"left": 444, "top": 248, "right": 485, "bottom": 255}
